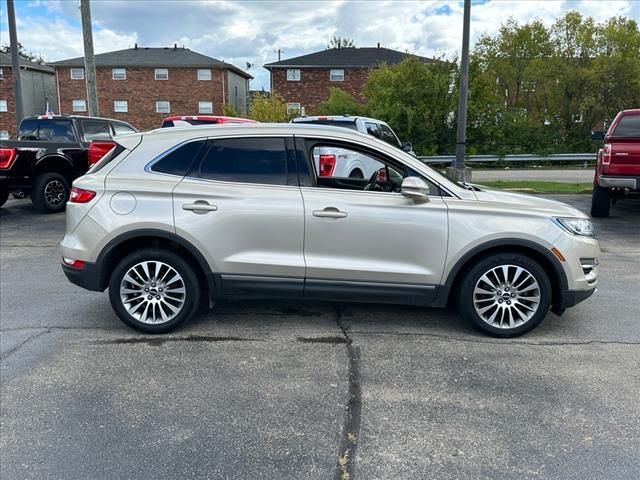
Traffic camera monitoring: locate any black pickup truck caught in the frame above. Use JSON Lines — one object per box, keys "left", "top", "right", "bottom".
{"left": 0, "top": 115, "right": 137, "bottom": 213}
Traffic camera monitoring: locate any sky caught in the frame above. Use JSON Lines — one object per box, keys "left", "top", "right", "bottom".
{"left": 0, "top": 0, "right": 638, "bottom": 90}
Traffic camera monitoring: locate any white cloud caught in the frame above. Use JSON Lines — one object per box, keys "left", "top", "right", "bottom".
{"left": 1, "top": 0, "right": 636, "bottom": 89}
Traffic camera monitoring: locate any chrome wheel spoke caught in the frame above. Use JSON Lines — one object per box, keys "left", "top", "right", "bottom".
{"left": 120, "top": 260, "right": 185, "bottom": 325}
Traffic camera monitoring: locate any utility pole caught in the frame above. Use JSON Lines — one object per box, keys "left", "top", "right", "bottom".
{"left": 448, "top": 0, "right": 472, "bottom": 183}
{"left": 7, "top": 0, "right": 24, "bottom": 132}
{"left": 80, "top": 0, "right": 99, "bottom": 116}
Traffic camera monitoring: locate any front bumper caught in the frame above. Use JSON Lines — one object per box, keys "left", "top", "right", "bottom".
{"left": 599, "top": 175, "right": 639, "bottom": 191}
{"left": 62, "top": 261, "right": 104, "bottom": 292}
{"left": 559, "top": 287, "right": 596, "bottom": 308}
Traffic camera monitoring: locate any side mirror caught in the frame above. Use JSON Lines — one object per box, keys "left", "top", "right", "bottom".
{"left": 401, "top": 176, "right": 430, "bottom": 201}
{"left": 591, "top": 130, "right": 605, "bottom": 141}
{"left": 402, "top": 141, "right": 413, "bottom": 153}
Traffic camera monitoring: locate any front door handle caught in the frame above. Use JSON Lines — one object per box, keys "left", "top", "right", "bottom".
{"left": 182, "top": 201, "right": 218, "bottom": 214}
{"left": 312, "top": 207, "right": 348, "bottom": 219}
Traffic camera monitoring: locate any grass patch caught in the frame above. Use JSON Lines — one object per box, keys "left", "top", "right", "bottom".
{"left": 478, "top": 181, "right": 593, "bottom": 194}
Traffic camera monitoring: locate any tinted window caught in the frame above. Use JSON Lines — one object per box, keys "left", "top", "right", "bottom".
{"left": 112, "top": 123, "right": 136, "bottom": 135}
{"left": 294, "top": 119, "right": 358, "bottom": 131}
{"left": 378, "top": 125, "right": 401, "bottom": 147}
{"left": 18, "top": 119, "right": 75, "bottom": 142}
{"left": 152, "top": 141, "right": 206, "bottom": 176}
{"left": 82, "top": 120, "right": 110, "bottom": 141}
{"left": 365, "top": 122, "right": 380, "bottom": 137}
{"left": 613, "top": 115, "right": 640, "bottom": 137}
{"left": 198, "top": 137, "right": 287, "bottom": 185}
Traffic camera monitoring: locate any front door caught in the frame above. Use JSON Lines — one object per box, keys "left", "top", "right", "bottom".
{"left": 299, "top": 139, "right": 448, "bottom": 303}
{"left": 172, "top": 136, "right": 305, "bottom": 296}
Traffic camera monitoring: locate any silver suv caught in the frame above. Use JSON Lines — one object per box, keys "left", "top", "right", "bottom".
{"left": 61, "top": 124, "right": 599, "bottom": 337}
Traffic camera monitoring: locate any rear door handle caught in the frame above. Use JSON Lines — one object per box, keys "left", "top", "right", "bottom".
{"left": 312, "top": 207, "right": 348, "bottom": 219}
{"left": 182, "top": 201, "right": 218, "bottom": 214}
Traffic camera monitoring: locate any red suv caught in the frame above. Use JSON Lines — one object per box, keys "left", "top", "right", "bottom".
{"left": 591, "top": 109, "right": 640, "bottom": 217}
{"left": 161, "top": 116, "right": 257, "bottom": 128}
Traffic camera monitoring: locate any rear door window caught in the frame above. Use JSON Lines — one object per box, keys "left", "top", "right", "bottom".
{"left": 82, "top": 120, "right": 111, "bottom": 141}
{"left": 612, "top": 115, "right": 640, "bottom": 137}
{"left": 18, "top": 120, "right": 75, "bottom": 142}
{"left": 197, "top": 137, "right": 287, "bottom": 185}
{"left": 151, "top": 140, "right": 206, "bottom": 176}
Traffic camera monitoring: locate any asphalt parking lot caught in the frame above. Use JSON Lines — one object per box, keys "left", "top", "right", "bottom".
{"left": 1, "top": 194, "right": 639, "bottom": 480}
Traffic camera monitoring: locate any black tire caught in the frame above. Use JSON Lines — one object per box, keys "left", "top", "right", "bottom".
{"left": 108, "top": 248, "right": 201, "bottom": 334}
{"left": 349, "top": 169, "right": 364, "bottom": 179}
{"left": 590, "top": 185, "right": 610, "bottom": 217}
{"left": 31, "top": 172, "right": 70, "bottom": 213}
{"left": 457, "top": 253, "right": 552, "bottom": 337}
{"left": 0, "top": 186, "right": 8, "bottom": 208}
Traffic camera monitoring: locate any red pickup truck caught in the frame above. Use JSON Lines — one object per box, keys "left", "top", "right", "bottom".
{"left": 591, "top": 109, "right": 640, "bottom": 217}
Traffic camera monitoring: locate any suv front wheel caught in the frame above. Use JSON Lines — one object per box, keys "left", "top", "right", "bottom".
{"left": 458, "top": 253, "right": 552, "bottom": 337}
{"left": 109, "top": 248, "right": 201, "bottom": 333}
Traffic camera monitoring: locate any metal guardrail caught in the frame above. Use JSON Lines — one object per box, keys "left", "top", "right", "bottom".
{"left": 418, "top": 153, "right": 595, "bottom": 164}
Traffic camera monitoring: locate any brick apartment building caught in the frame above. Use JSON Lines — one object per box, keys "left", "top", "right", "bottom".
{"left": 50, "top": 45, "right": 252, "bottom": 131}
{"left": 264, "top": 46, "right": 436, "bottom": 115}
{"left": 0, "top": 52, "right": 57, "bottom": 139}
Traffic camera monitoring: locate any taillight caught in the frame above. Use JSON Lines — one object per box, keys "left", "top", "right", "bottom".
{"left": 602, "top": 144, "right": 611, "bottom": 165}
{"left": 0, "top": 148, "right": 17, "bottom": 169}
{"left": 69, "top": 187, "right": 96, "bottom": 203}
{"left": 319, "top": 154, "right": 337, "bottom": 177}
{"left": 88, "top": 141, "right": 116, "bottom": 165}
{"left": 62, "top": 257, "right": 86, "bottom": 269}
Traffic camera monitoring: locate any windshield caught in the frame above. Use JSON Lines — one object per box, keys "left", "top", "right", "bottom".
{"left": 293, "top": 119, "right": 359, "bottom": 130}
{"left": 162, "top": 119, "right": 220, "bottom": 128}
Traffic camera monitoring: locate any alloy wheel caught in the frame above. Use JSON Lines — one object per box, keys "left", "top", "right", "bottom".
{"left": 44, "top": 180, "right": 66, "bottom": 207}
{"left": 119, "top": 261, "right": 186, "bottom": 324}
{"left": 472, "top": 264, "right": 541, "bottom": 329}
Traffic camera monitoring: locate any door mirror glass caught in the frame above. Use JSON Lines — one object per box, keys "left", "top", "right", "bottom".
{"left": 591, "top": 130, "right": 605, "bottom": 141}
{"left": 401, "top": 176, "right": 430, "bottom": 201}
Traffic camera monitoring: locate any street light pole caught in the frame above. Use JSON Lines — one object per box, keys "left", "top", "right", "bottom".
{"left": 80, "top": 0, "right": 99, "bottom": 116}
{"left": 7, "top": 0, "right": 25, "bottom": 133}
{"left": 448, "top": 0, "right": 472, "bottom": 183}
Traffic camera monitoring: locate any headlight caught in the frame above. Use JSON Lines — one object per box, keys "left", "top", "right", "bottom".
{"left": 552, "top": 217, "right": 596, "bottom": 238}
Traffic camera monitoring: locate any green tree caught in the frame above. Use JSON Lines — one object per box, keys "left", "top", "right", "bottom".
{"left": 364, "top": 57, "right": 458, "bottom": 155}
{"left": 223, "top": 104, "right": 239, "bottom": 117}
{"left": 0, "top": 43, "right": 44, "bottom": 64}
{"left": 316, "top": 87, "right": 364, "bottom": 115}
{"left": 327, "top": 36, "right": 355, "bottom": 49}
{"left": 249, "top": 93, "right": 288, "bottom": 122}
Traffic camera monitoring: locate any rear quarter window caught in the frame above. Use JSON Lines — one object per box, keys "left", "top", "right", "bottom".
{"left": 151, "top": 140, "right": 206, "bottom": 176}
{"left": 612, "top": 115, "right": 640, "bottom": 137}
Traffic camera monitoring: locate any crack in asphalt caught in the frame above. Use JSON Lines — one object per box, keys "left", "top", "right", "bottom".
{"left": 89, "top": 335, "right": 259, "bottom": 347}
{"left": 334, "top": 307, "right": 362, "bottom": 480}
{"left": 0, "top": 329, "right": 50, "bottom": 359}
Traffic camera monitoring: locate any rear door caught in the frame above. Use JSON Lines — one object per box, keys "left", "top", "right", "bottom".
{"left": 172, "top": 136, "right": 305, "bottom": 296}
{"left": 608, "top": 114, "right": 640, "bottom": 176}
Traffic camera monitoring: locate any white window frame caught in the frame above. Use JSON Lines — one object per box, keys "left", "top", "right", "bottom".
{"left": 72, "top": 99, "right": 87, "bottom": 112}
{"left": 70, "top": 68, "right": 84, "bottom": 80}
{"left": 156, "top": 101, "right": 170, "bottom": 113}
{"left": 112, "top": 68, "right": 126, "bottom": 80}
{"left": 0, "top": 130, "right": 9, "bottom": 140}
{"left": 155, "top": 68, "right": 169, "bottom": 81}
{"left": 198, "top": 101, "right": 213, "bottom": 114}
{"left": 286, "top": 69, "right": 301, "bottom": 81}
{"left": 0, "top": 68, "right": 4, "bottom": 80}
{"left": 287, "top": 102, "right": 301, "bottom": 115}
{"left": 113, "top": 100, "right": 128, "bottom": 113}
{"left": 197, "top": 69, "right": 212, "bottom": 81}
{"left": 0, "top": 99, "right": 7, "bottom": 112}
{"left": 330, "top": 69, "right": 344, "bottom": 82}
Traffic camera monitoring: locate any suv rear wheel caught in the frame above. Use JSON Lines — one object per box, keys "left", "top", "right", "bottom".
{"left": 108, "top": 248, "right": 201, "bottom": 333}
{"left": 31, "top": 172, "right": 70, "bottom": 213}
{"left": 590, "top": 185, "right": 610, "bottom": 217}
{"left": 458, "top": 253, "right": 552, "bottom": 337}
